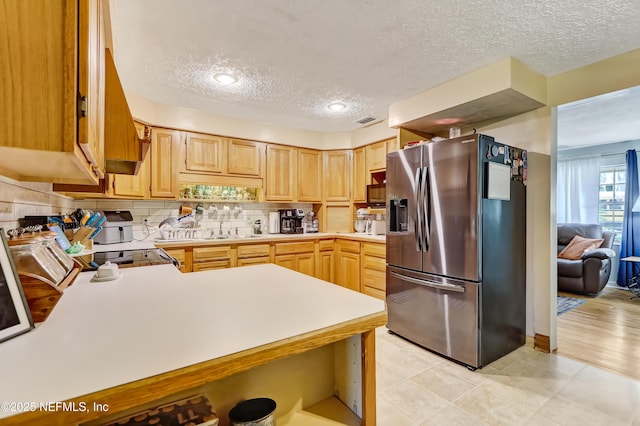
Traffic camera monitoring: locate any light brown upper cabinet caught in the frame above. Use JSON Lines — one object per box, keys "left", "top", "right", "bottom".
{"left": 297, "top": 149, "right": 322, "bottom": 202}
{"left": 352, "top": 147, "right": 366, "bottom": 203}
{"left": 228, "top": 139, "right": 264, "bottom": 176}
{"left": 184, "top": 132, "right": 226, "bottom": 174}
{"left": 266, "top": 145, "right": 297, "bottom": 201}
{"left": 151, "top": 128, "right": 180, "bottom": 198}
{"left": 182, "top": 132, "right": 264, "bottom": 177}
{"left": 323, "top": 150, "right": 351, "bottom": 202}
{"left": 366, "top": 140, "right": 388, "bottom": 173}
{"left": 0, "top": 0, "right": 105, "bottom": 184}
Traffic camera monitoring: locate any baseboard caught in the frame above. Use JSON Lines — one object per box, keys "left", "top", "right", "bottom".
{"left": 534, "top": 333, "right": 551, "bottom": 353}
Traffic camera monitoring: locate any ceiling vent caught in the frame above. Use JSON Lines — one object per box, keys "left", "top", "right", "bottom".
{"left": 355, "top": 116, "right": 379, "bottom": 125}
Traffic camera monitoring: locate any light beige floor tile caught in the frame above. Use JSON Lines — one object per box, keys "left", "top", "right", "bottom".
{"left": 411, "top": 365, "right": 481, "bottom": 401}
{"left": 379, "top": 380, "right": 450, "bottom": 424}
{"left": 535, "top": 394, "right": 627, "bottom": 426}
{"left": 376, "top": 397, "right": 415, "bottom": 426}
{"left": 434, "top": 360, "right": 487, "bottom": 386}
{"left": 524, "top": 412, "right": 563, "bottom": 425}
{"left": 558, "top": 365, "right": 640, "bottom": 422}
{"left": 454, "top": 383, "right": 537, "bottom": 425}
{"left": 480, "top": 376, "right": 551, "bottom": 411}
{"left": 503, "top": 350, "right": 585, "bottom": 379}
{"left": 420, "top": 405, "right": 488, "bottom": 425}
{"left": 482, "top": 345, "right": 531, "bottom": 371}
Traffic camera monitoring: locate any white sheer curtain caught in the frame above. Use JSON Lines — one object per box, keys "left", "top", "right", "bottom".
{"left": 557, "top": 156, "right": 601, "bottom": 223}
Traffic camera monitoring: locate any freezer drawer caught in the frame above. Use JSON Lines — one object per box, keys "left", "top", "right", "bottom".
{"left": 386, "top": 266, "right": 479, "bottom": 367}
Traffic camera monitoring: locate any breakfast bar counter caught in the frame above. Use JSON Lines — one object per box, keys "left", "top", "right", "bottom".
{"left": 0, "top": 264, "right": 386, "bottom": 425}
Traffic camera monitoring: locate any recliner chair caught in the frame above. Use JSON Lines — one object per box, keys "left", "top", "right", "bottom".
{"left": 557, "top": 223, "right": 616, "bottom": 296}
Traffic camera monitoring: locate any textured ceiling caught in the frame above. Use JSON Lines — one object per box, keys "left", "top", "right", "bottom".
{"left": 558, "top": 85, "right": 640, "bottom": 150}
{"left": 110, "top": 0, "right": 640, "bottom": 132}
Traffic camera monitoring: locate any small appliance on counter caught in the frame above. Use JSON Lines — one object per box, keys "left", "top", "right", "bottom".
{"left": 279, "top": 209, "right": 304, "bottom": 234}
{"left": 88, "top": 248, "right": 179, "bottom": 271}
{"left": 368, "top": 215, "right": 386, "bottom": 235}
{"left": 93, "top": 211, "right": 134, "bottom": 244}
{"left": 355, "top": 208, "right": 370, "bottom": 233}
{"left": 268, "top": 211, "right": 280, "bottom": 234}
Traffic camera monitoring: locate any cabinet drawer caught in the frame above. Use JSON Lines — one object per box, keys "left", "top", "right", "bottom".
{"left": 237, "top": 243, "right": 270, "bottom": 258}
{"left": 362, "top": 267, "right": 386, "bottom": 291}
{"left": 363, "top": 286, "right": 385, "bottom": 300}
{"left": 362, "top": 254, "right": 386, "bottom": 271}
{"left": 192, "top": 260, "right": 231, "bottom": 271}
{"left": 193, "top": 246, "right": 232, "bottom": 261}
{"left": 318, "top": 239, "right": 334, "bottom": 251}
{"left": 339, "top": 240, "right": 361, "bottom": 254}
{"left": 237, "top": 256, "right": 270, "bottom": 266}
{"left": 362, "top": 243, "right": 385, "bottom": 258}
{"left": 163, "top": 248, "right": 185, "bottom": 262}
{"left": 275, "top": 241, "right": 315, "bottom": 255}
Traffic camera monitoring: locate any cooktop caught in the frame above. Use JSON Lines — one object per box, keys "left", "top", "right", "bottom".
{"left": 84, "top": 248, "right": 179, "bottom": 271}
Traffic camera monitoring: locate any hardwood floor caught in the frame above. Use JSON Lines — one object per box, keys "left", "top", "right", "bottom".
{"left": 557, "top": 286, "right": 640, "bottom": 381}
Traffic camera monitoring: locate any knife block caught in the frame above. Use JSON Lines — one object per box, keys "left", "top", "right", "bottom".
{"left": 19, "top": 261, "right": 82, "bottom": 323}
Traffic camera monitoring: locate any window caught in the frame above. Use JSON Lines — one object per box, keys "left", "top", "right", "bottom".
{"left": 598, "top": 164, "right": 626, "bottom": 242}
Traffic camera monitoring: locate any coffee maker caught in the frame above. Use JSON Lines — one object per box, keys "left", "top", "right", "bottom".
{"left": 279, "top": 209, "right": 304, "bottom": 234}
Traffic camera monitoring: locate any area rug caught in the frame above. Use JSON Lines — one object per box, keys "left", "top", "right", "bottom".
{"left": 557, "top": 296, "right": 586, "bottom": 316}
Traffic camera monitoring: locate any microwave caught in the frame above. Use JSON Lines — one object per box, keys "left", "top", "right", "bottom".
{"left": 366, "top": 183, "right": 386, "bottom": 206}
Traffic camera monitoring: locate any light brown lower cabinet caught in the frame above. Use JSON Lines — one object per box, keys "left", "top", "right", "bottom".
{"left": 336, "top": 240, "right": 361, "bottom": 291}
{"left": 273, "top": 241, "right": 316, "bottom": 278}
{"left": 316, "top": 239, "right": 335, "bottom": 283}
{"left": 361, "top": 242, "right": 386, "bottom": 300}
{"left": 192, "top": 260, "right": 232, "bottom": 271}
{"left": 192, "top": 246, "right": 233, "bottom": 271}
{"left": 236, "top": 243, "right": 271, "bottom": 267}
{"left": 163, "top": 248, "right": 190, "bottom": 273}
{"left": 274, "top": 253, "right": 315, "bottom": 277}
{"left": 274, "top": 254, "right": 295, "bottom": 270}
{"left": 237, "top": 256, "right": 271, "bottom": 266}
{"left": 161, "top": 240, "right": 386, "bottom": 299}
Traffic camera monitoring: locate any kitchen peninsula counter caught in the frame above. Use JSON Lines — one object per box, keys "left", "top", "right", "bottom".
{"left": 0, "top": 264, "right": 386, "bottom": 425}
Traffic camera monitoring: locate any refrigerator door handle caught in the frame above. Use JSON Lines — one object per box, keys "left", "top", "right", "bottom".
{"left": 422, "top": 166, "right": 430, "bottom": 250}
{"left": 414, "top": 167, "right": 423, "bottom": 252}
{"left": 390, "top": 271, "right": 466, "bottom": 293}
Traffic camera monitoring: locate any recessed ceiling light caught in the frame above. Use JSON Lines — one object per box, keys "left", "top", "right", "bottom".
{"left": 327, "top": 102, "right": 346, "bottom": 112}
{"left": 213, "top": 73, "right": 238, "bottom": 85}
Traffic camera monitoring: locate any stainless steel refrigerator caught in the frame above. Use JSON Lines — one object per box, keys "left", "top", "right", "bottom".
{"left": 386, "top": 134, "right": 527, "bottom": 369}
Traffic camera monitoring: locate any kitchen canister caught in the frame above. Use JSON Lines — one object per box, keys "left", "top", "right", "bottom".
{"left": 229, "top": 398, "right": 276, "bottom": 426}
{"left": 268, "top": 212, "right": 280, "bottom": 234}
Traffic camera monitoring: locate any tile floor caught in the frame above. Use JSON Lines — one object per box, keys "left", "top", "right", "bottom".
{"left": 375, "top": 327, "right": 640, "bottom": 425}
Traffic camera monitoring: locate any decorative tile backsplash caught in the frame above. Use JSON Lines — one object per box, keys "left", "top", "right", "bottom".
{"left": 0, "top": 176, "right": 75, "bottom": 232}
{"left": 0, "top": 175, "right": 314, "bottom": 239}
{"left": 74, "top": 199, "right": 314, "bottom": 238}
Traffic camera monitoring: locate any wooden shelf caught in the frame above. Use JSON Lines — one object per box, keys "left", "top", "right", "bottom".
{"left": 284, "top": 397, "right": 360, "bottom": 426}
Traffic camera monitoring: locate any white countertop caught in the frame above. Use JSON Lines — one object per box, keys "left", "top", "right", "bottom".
{"left": 0, "top": 264, "right": 385, "bottom": 419}
{"left": 151, "top": 232, "right": 385, "bottom": 247}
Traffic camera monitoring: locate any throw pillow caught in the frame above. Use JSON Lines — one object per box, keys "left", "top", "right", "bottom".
{"left": 558, "top": 235, "right": 604, "bottom": 260}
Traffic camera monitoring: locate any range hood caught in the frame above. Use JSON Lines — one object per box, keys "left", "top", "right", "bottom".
{"left": 103, "top": 48, "right": 149, "bottom": 175}
{"left": 389, "top": 57, "right": 547, "bottom": 136}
